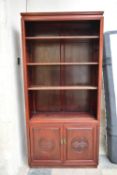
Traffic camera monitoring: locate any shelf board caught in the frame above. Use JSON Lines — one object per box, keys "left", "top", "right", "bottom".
{"left": 27, "top": 62, "right": 99, "bottom": 66}
{"left": 26, "top": 35, "right": 99, "bottom": 40}
{"left": 30, "top": 112, "right": 97, "bottom": 123}
{"left": 28, "top": 85, "right": 98, "bottom": 91}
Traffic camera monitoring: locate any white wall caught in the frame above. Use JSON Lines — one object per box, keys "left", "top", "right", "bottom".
{"left": 0, "top": 1, "right": 117, "bottom": 175}
{"left": 27, "top": 0, "right": 117, "bottom": 31}
{"left": 0, "top": 0, "right": 28, "bottom": 175}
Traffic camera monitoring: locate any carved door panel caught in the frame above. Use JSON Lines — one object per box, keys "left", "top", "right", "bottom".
{"left": 30, "top": 124, "right": 63, "bottom": 165}
{"left": 64, "top": 124, "right": 97, "bottom": 165}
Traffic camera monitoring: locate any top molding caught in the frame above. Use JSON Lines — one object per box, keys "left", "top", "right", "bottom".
{"left": 21, "top": 11, "right": 104, "bottom": 16}
{"left": 21, "top": 11, "right": 104, "bottom": 21}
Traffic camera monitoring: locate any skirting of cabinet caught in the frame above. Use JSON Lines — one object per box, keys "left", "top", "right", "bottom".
{"left": 29, "top": 122, "right": 99, "bottom": 167}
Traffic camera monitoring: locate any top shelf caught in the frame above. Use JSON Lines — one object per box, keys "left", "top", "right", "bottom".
{"left": 25, "top": 35, "right": 99, "bottom": 40}
{"left": 27, "top": 62, "right": 99, "bottom": 66}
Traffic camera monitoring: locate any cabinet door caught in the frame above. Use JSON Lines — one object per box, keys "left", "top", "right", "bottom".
{"left": 64, "top": 124, "right": 98, "bottom": 166}
{"left": 30, "top": 124, "right": 63, "bottom": 165}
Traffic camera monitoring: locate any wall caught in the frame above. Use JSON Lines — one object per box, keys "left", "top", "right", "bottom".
{"left": 0, "top": 0, "right": 117, "bottom": 175}
{"left": 0, "top": 0, "right": 28, "bottom": 175}
{"left": 27, "top": 0, "right": 117, "bottom": 30}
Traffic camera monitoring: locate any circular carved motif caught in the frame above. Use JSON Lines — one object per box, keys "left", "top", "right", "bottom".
{"left": 71, "top": 137, "right": 88, "bottom": 152}
{"left": 38, "top": 138, "right": 54, "bottom": 151}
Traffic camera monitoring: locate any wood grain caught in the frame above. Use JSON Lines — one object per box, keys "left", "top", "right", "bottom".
{"left": 21, "top": 11, "right": 103, "bottom": 167}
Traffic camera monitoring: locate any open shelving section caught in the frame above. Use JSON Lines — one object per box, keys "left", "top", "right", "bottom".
{"left": 21, "top": 12, "right": 104, "bottom": 167}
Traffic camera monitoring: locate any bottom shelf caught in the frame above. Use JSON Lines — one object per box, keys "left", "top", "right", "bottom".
{"left": 30, "top": 112, "right": 97, "bottom": 123}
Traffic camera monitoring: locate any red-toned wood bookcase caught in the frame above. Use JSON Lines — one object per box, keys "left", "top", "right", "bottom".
{"left": 21, "top": 12, "right": 104, "bottom": 167}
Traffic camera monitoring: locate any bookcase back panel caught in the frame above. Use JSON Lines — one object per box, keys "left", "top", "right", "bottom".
{"left": 26, "top": 40, "right": 99, "bottom": 63}
{"left": 25, "top": 21, "right": 100, "bottom": 37}
{"left": 64, "top": 90, "right": 97, "bottom": 113}
{"left": 29, "top": 90, "right": 97, "bottom": 115}
{"left": 29, "top": 91, "right": 61, "bottom": 113}
{"left": 27, "top": 41, "right": 60, "bottom": 63}
{"left": 28, "top": 66, "right": 60, "bottom": 86}
{"left": 64, "top": 40, "right": 99, "bottom": 62}
{"left": 28, "top": 66, "right": 98, "bottom": 86}
{"left": 64, "top": 65, "right": 98, "bottom": 86}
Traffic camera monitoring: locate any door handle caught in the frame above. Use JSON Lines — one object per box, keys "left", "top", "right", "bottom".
{"left": 61, "top": 138, "right": 64, "bottom": 145}
{"left": 63, "top": 138, "right": 66, "bottom": 144}
{"left": 61, "top": 138, "right": 66, "bottom": 145}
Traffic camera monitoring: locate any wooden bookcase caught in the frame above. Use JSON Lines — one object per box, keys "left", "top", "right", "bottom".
{"left": 21, "top": 12, "right": 104, "bottom": 167}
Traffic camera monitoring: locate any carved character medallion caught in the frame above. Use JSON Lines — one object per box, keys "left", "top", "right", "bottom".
{"left": 71, "top": 137, "right": 88, "bottom": 152}
{"left": 39, "top": 138, "right": 54, "bottom": 151}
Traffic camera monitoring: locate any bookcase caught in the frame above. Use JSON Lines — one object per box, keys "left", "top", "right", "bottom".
{"left": 21, "top": 12, "right": 104, "bottom": 167}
